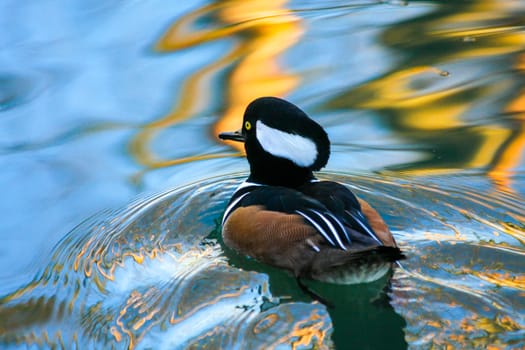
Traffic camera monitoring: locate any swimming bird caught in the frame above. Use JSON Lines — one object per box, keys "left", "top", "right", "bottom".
{"left": 218, "top": 97, "right": 404, "bottom": 287}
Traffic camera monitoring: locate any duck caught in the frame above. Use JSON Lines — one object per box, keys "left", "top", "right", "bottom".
{"left": 218, "top": 96, "right": 404, "bottom": 289}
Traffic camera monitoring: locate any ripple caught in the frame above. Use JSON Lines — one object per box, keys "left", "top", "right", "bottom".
{"left": 329, "top": 172, "right": 525, "bottom": 349}
{"left": 0, "top": 175, "right": 332, "bottom": 349}
{"left": 1, "top": 171, "right": 523, "bottom": 349}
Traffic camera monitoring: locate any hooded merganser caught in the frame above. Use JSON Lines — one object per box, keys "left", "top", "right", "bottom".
{"left": 219, "top": 97, "right": 404, "bottom": 286}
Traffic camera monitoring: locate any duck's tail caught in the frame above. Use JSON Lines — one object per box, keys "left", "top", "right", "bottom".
{"left": 342, "top": 245, "right": 405, "bottom": 264}
{"left": 308, "top": 246, "right": 405, "bottom": 285}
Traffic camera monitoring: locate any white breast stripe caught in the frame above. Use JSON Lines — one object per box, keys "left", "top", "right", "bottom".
{"left": 222, "top": 181, "right": 264, "bottom": 226}
{"left": 347, "top": 210, "right": 382, "bottom": 245}
{"left": 310, "top": 210, "right": 347, "bottom": 250}
{"left": 222, "top": 192, "right": 250, "bottom": 226}
{"left": 325, "top": 212, "right": 351, "bottom": 244}
{"left": 236, "top": 181, "right": 263, "bottom": 190}
{"left": 256, "top": 120, "right": 317, "bottom": 167}
{"left": 295, "top": 210, "right": 336, "bottom": 247}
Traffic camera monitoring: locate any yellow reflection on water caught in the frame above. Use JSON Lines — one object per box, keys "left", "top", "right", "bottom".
{"left": 430, "top": 1, "right": 525, "bottom": 59}
{"left": 127, "top": 0, "right": 525, "bottom": 194}
{"left": 474, "top": 271, "right": 525, "bottom": 291}
{"left": 288, "top": 309, "right": 330, "bottom": 349}
{"left": 332, "top": 63, "right": 515, "bottom": 172}
{"left": 129, "top": 0, "right": 302, "bottom": 171}
{"left": 454, "top": 313, "right": 523, "bottom": 349}
{"left": 209, "top": 2, "right": 302, "bottom": 151}
{"left": 329, "top": 0, "right": 525, "bottom": 191}
{"left": 488, "top": 53, "right": 525, "bottom": 191}
{"left": 260, "top": 307, "right": 330, "bottom": 350}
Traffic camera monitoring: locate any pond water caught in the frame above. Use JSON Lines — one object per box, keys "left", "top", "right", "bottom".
{"left": 1, "top": 0, "right": 524, "bottom": 349}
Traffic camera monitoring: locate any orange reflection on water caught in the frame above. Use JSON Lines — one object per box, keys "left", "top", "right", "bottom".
{"left": 263, "top": 308, "right": 330, "bottom": 350}
{"left": 210, "top": 1, "right": 303, "bottom": 151}
{"left": 455, "top": 313, "right": 523, "bottom": 348}
{"left": 114, "top": 290, "right": 140, "bottom": 349}
{"left": 130, "top": 0, "right": 302, "bottom": 172}
{"left": 157, "top": 1, "right": 299, "bottom": 52}
{"left": 288, "top": 309, "right": 330, "bottom": 349}
{"left": 474, "top": 271, "right": 525, "bottom": 291}
{"left": 488, "top": 52, "right": 525, "bottom": 191}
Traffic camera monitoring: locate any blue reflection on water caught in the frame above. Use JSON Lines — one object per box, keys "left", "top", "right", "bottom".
{"left": 0, "top": 0, "right": 233, "bottom": 293}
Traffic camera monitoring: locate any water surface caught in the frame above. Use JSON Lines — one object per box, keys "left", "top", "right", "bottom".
{"left": 1, "top": 0, "right": 524, "bottom": 348}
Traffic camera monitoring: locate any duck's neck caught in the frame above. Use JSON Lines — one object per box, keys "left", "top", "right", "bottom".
{"left": 247, "top": 160, "right": 315, "bottom": 188}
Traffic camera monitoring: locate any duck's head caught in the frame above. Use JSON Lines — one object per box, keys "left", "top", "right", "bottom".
{"left": 219, "top": 97, "right": 330, "bottom": 187}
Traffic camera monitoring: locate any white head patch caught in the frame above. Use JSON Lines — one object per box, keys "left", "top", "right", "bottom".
{"left": 256, "top": 120, "right": 318, "bottom": 167}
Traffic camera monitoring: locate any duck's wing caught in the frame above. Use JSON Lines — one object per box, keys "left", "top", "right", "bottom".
{"left": 223, "top": 185, "right": 352, "bottom": 251}
{"left": 298, "top": 181, "right": 395, "bottom": 247}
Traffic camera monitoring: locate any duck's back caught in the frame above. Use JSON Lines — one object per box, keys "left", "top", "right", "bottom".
{"left": 297, "top": 181, "right": 397, "bottom": 248}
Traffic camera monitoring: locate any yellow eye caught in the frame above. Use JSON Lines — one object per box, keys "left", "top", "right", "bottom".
{"left": 244, "top": 121, "right": 252, "bottom": 130}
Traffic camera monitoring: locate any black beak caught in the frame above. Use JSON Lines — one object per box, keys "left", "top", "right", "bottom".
{"left": 218, "top": 129, "right": 245, "bottom": 143}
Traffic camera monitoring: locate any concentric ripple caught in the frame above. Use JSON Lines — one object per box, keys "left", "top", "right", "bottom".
{"left": 0, "top": 176, "right": 333, "bottom": 349}
{"left": 1, "top": 172, "right": 523, "bottom": 349}
{"left": 334, "top": 172, "right": 524, "bottom": 349}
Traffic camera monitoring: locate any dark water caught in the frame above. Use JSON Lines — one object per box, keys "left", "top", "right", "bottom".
{"left": 1, "top": 0, "right": 524, "bottom": 349}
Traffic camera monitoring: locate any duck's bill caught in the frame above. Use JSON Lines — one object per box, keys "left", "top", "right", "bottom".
{"left": 218, "top": 129, "right": 245, "bottom": 142}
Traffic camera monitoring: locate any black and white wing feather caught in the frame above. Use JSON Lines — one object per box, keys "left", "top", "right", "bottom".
{"left": 223, "top": 184, "right": 351, "bottom": 250}
{"left": 299, "top": 180, "right": 385, "bottom": 247}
